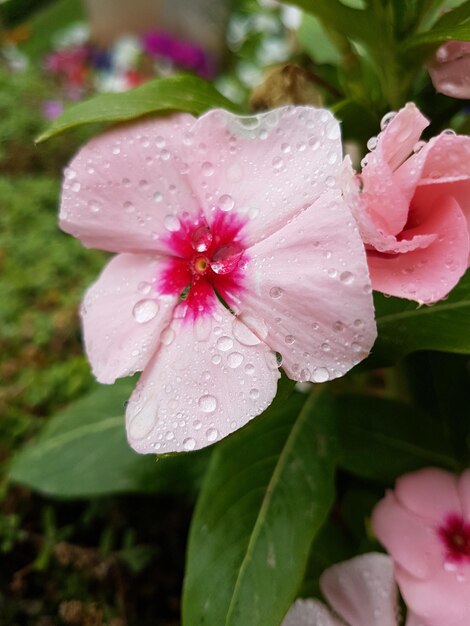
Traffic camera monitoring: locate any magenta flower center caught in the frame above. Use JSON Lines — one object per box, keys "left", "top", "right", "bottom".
{"left": 438, "top": 514, "right": 470, "bottom": 563}
{"left": 159, "top": 210, "right": 248, "bottom": 320}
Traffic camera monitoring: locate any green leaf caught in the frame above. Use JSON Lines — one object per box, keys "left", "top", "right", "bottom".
{"left": 336, "top": 394, "right": 458, "bottom": 482}
{"left": 401, "top": 0, "right": 470, "bottom": 51}
{"left": 37, "top": 75, "right": 240, "bottom": 142}
{"left": 8, "top": 379, "right": 209, "bottom": 497}
{"left": 297, "top": 14, "right": 343, "bottom": 65}
{"left": 182, "top": 387, "right": 338, "bottom": 626}
{"left": 371, "top": 269, "right": 470, "bottom": 365}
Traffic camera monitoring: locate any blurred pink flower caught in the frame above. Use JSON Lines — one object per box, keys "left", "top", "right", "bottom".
{"left": 282, "top": 553, "right": 405, "bottom": 626}
{"left": 60, "top": 106, "right": 376, "bottom": 454}
{"left": 427, "top": 41, "right": 470, "bottom": 99}
{"left": 343, "top": 102, "right": 470, "bottom": 304}
{"left": 372, "top": 468, "right": 470, "bottom": 626}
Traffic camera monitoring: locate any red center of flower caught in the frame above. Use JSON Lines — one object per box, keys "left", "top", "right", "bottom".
{"left": 438, "top": 514, "right": 470, "bottom": 564}
{"left": 158, "top": 209, "right": 248, "bottom": 320}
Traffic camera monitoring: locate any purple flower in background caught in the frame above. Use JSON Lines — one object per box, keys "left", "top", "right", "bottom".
{"left": 42, "top": 100, "right": 64, "bottom": 120}
{"left": 142, "top": 31, "right": 215, "bottom": 78}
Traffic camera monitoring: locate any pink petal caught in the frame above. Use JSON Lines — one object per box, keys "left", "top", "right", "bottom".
{"left": 60, "top": 113, "right": 196, "bottom": 253}
{"left": 125, "top": 300, "right": 280, "bottom": 453}
{"left": 418, "top": 134, "right": 470, "bottom": 184}
{"left": 320, "top": 553, "right": 398, "bottom": 626}
{"left": 379, "top": 104, "right": 429, "bottom": 173}
{"left": 81, "top": 254, "right": 177, "bottom": 383}
{"left": 360, "top": 104, "right": 428, "bottom": 236}
{"left": 395, "top": 468, "right": 462, "bottom": 521}
{"left": 187, "top": 106, "right": 344, "bottom": 246}
{"left": 371, "top": 492, "right": 442, "bottom": 579}
{"left": 396, "top": 563, "right": 470, "bottom": 626}
{"left": 405, "top": 611, "right": 430, "bottom": 626}
{"left": 367, "top": 194, "right": 469, "bottom": 303}
{"left": 235, "top": 190, "right": 377, "bottom": 383}
{"left": 427, "top": 42, "right": 470, "bottom": 100}
{"left": 281, "top": 599, "right": 344, "bottom": 626}
{"left": 458, "top": 469, "right": 470, "bottom": 519}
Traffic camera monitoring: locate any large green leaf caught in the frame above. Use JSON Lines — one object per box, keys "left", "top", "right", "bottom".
{"left": 335, "top": 395, "right": 459, "bottom": 482}
{"left": 9, "top": 379, "right": 209, "bottom": 497}
{"left": 401, "top": 0, "right": 470, "bottom": 51}
{"left": 182, "top": 387, "right": 338, "bottom": 626}
{"left": 370, "top": 270, "right": 470, "bottom": 365}
{"left": 37, "top": 75, "right": 240, "bottom": 142}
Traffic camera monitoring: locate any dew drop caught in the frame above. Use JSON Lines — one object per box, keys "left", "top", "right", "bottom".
{"left": 198, "top": 394, "right": 217, "bottom": 413}
{"left": 191, "top": 225, "right": 213, "bottom": 252}
{"left": 285, "top": 335, "right": 295, "bottom": 345}
{"left": 71, "top": 182, "right": 81, "bottom": 193}
{"left": 380, "top": 111, "right": 397, "bottom": 130}
{"left": 272, "top": 156, "right": 284, "bottom": 170}
{"left": 227, "top": 352, "right": 244, "bottom": 369}
{"left": 206, "top": 427, "right": 219, "bottom": 442}
{"left": 211, "top": 354, "right": 222, "bottom": 365}
{"left": 161, "top": 149, "right": 171, "bottom": 161}
{"left": 160, "top": 328, "right": 176, "bottom": 345}
{"left": 153, "top": 191, "right": 163, "bottom": 203}
{"left": 367, "top": 136, "right": 378, "bottom": 151}
{"left": 299, "top": 368, "right": 311, "bottom": 382}
{"left": 244, "top": 363, "right": 255, "bottom": 375}
{"left": 211, "top": 243, "right": 243, "bottom": 275}
{"left": 132, "top": 299, "right": 159, "bottom": 323}
{"left": 202, "top": 161, "right": 214, "bottom": 176}
{"left": 89, "top": 200, "right": 101, "bottom": 213}
{"left": 269, "top": 286, "right": 283, "bottom": 299}
{"left": 312, "top": 367, "right": 329, "bottom": 383}
{"left": 249, "top": 388, "right": 260, "bottom": 400}
{"left": 218, "top": 194, "right": 234, "bottom": 212}
{"left": 232, "top": 319, "right": 261, "bottom": 346}
{"left": 183, "top": 437, "right": 196, "bottom": 451}
{"left": 333, "top": 321, "right": 345, "bottom": 332}
{"left": 193, "top": 419, "right": 202, "bottom": 430}
{"left": 138, "top": 281, "right": 152, "bottom": 295}
{"left": 216, "top": 336, "right": 234, "bottom": 352}
{"left": 340, "top": 271, "right": 354, "bottom": 285}
{"left": 123, "top": 201, "right": 135, "bottom": 213}
{"left": 164, "top": 215, "right": 181, "bottom": 232}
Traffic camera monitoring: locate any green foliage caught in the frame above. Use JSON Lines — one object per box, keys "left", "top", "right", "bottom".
{"left": 9, "top": 379, "right": 210, "bottom": 497}
{"left": 371, "top": 270, "right": 470, "bottom": 366}
{"left": 183, "top": 387, "right": 338, "bottom": 626}
{"left": 37, "top": 75, "right": 242, "bottom": 142}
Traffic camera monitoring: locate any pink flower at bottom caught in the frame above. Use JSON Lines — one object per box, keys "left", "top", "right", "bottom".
{"left": 343, "top": 102, "right": 470, "bottom": 304}
{"left": 427, "top": 41, "right": 470, "bottom": 100}
{"left": 282, "top": 553, "right": 402, "bottom": 626}
{"left": 60, "top": 106, "right": 376, "bottom": 454}
{"left": 372, "top": 468, "right": 470, "bottom": 626}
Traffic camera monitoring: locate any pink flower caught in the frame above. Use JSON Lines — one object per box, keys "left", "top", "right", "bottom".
{"left": 60, "top": 106, "right": 376, "bottom": 454}
{"left": 343, "top": 103, "right": 470, "bottom": 304}
{"left": 372, "top": 468, "right": 470, "bottom": 626}
{"left": 427, "top": 41, "right": 470, "bottom": 100}
{"left": 282, "top": 553, "right": 403, "bottom": 626}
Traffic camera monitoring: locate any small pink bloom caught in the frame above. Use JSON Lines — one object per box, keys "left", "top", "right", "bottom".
{"left": 60, "top": 106, "right": 376, "bottom": 454}
{"left": 372, "top": 468, "right": 470, "bottom": 626}
{"left": 282, "top": 553, "right": 400, "bottom": 626}
{"left": 343, "top": 103, "right": 470, "bottom": 304}
{"left": 427, "top": 41, "right": 470, "bottom": 100}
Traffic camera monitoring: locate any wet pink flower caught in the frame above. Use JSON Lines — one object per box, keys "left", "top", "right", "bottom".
{"left": 372, "top": 468, "right": 470, "bottom": 626}
{"left": 427, "top": 41, "right": 470, "bottom": 100}
{"left": 60, "top": 106, "right": 376, "bottom": 454}
{"left": 343, "top": 103, "right": 470, "bottom": 304}
{"left": 282, "top": 553, "right": 401, "bottom": 626}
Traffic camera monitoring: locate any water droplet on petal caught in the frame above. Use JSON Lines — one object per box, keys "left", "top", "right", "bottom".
{"left": 138, "top": 281, "right": 152, "bottom": 295}
{"left": 202, "top": 161, "right": 214, "bottom": 176}
{"left": 269, "top": 286, "right": 283, "bottom": 299}
{"left": 206, "top": 427, "right": 219, "bottom": 442}
{"left": 153, "top": 191, "right": 163, "bottom": 203}
{"left": 340, "top": 271, "right": 354, "bottom": 285}
{"left": 132, "top": 299, "right": 159, "bottom": 323}
{"left": 161, "top": 327, "right": 176, "bottom": 345}
{"left": 249, "top": 388, "right": 260, "bottom": 400}
{"left": 216, "top": 336, "right": 233, "bottom": 351}
{"left": 211, "top": 243, "right": 243, "bottom": 275}
{"left": 272, "top": 156, "right": 284, "bottom": 170}
{"left": 212, "top": 354, "right": 222, "bottom": 365}
{"left": 367, "top": 136, "right": 378, "bottom": 151}
{"left": 190, "top": 225, "right": 213, "bottom": 252}
{"left": 164, "top": 215, "right": 181, "bottom": 232}
{"left": 198, "top": 394, "right": 217, "bottom": 413}
{"left": 232, "top": 319, "right": 261, "bottom": 346}
{"left": 218, "top": 194, "right": 234, "bottom": 212}
{"left": 227, "top": 352, "right": 244, "bottom": 369}
{"left": 89, "top": 200, "right": 101, "bottom": 213}
{"left": 285, "top": 335, "right": 295, "bottom": 345}
{"left": 312, "top": 367, "right": 329, "bottom": 383}
{"left": 380, "top": 111, "right": 397, "bottom": 130}
{"left": 183, "top": 437, "right": 196, "bottom": 451}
